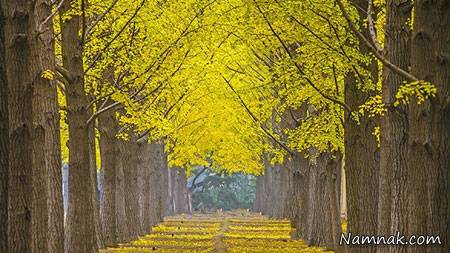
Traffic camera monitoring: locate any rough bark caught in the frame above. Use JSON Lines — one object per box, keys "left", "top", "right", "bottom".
{"left": 408, "top": 1, "right": 450, "bottom": 252}
{"left": 115, "top": 140, "right": 128, "bottom": 243}
{"left": 344, "top": 1, "right": 380, "bottom": 253}
{"left": 136, "top": 142, "right": 154, "bottom": 234}
{"left": 88, "top": 121, "right": 105, "bottom": 249}
{"left": 274, "top": 163, "right": 289, "bottom": 219}
{"left": 252, "top": 175, "right": 264, "bottom": 212}
{"left": 377, "top": 2, "right": 411, "bottom": 253}
{"left": 30, "top": 0, "right": 51, "bottom": 250}
{"left": 2, "top": 0, "right": 35, "bottom": 251}
{"left": 261, "top": 156, "right": 273, "bottom": 215}
{"left": 299, "top": 165, "right": 311, "bottom": 240}
{"left": 30, "top": 4, "right": 63, "bottom": 250}
{"left": 0, "top": 5, "right": 9, "bottom": 251}
{"left": 98, "top": 101, "right": 118, "bottom": 246}
{"left": 167, "top": 167, "right": 176, "bottom": 215}
{"left": 37, "top": 1, "right": 65, "bottom": 249}
{"left": 122, "top": 139, "right": 140, "bottom": 240}
{"left": 60, "top": 0, "right": 97, "bottom": 251}
{"left": 160, "top": 144, "right": 171, "bottom": 217}
{"left": 181, "top": 169, "right": 189, "bottom": 213}
{"left": 284, "top": 150, "right": 311, "bottom": 241}
{"left": 174, "top": 167, "right": 189, "bottom": 214}
{"left": 149, "top": 143, "right": 163, "bottom": 226}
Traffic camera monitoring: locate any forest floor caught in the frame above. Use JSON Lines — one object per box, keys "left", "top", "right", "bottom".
{"left": 100, "top": 210, "right": 334, "bottom": 252}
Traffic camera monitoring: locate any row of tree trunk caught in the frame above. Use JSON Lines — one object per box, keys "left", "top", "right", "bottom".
{"left": 255, "top": 1, "right": 449, "bottom": 253}
{"left": 253, "top": 150, "right": 342, "bottom": 251}
{"left": 253, "top": 106, "right": 342, "bottom": 251}
{"left": 0, "top": 1, "right": 192, "bottom": 252}
{"left": 0, "top": 0, "right": 64, "bottom": 252}
{"left": 345, "top": 1, "right": 450, "bottom": 253}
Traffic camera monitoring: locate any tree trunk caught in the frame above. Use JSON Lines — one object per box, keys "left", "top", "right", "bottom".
{"left": 142, "top": 143, "right": 152, "bottom": 233}
{"left": 99, "top": 104, "right": 118, "bottom": 246}
{"left": 88, "top": 121, "right": 105, "bottom": 249}
{"left": 137, "top": 142, "right": 152, "bottom": 234}
{"left": 408, "top": 1, "right": 450, "bottom": 252}
{"left": 304, "top": 151, "right": 342, "bottom": 250}
{"left": 60, "top": 1, "right": 97, "bottom": 251}
{"left": 149, "top": 143, "right": 163, "bottom": 226}
{"left": 167, "top": 168, "right": 176, "bottom": 215}
{"left": 378, "top": 2, "right": 411, "bottom": 253}
{"left": 175, "top": 168, "right": 189, "bottom": 214}
{"left": 160, "top": 144, "right": 171, "bottom": 217}
{"left": 123, "top": 139, "right": 140, "bottom": 240}
{"left": 36, "top": 1, "right": 65, "bottom": 248}
{"left": 261, "top": 156, "right": 273, "bottom": 215}
{"left": 344, "top": 2, "right": 380, "bottom": 253}
{"left": 0, "top": 5, "right": 9, "bottom": 251}
{"left": 283, "top": 150, "right": 312, "bottom": 241}
{"left": 115, "top": 140, "right": 128, "bottom": 243}
{"left": 274, "top": 163, "right": 289, "bottom": 219}
{"left": 2, "top": 0, "right": 35, "bottom": 251}
{"left": 252, "top": 176, "right": 264, "bottom": 212}
{"left": 30, "top": 0, "right": 56, "bottom": 250}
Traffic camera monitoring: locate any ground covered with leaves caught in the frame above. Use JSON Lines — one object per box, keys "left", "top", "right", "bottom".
{"left": 101, "top": 210, "right": 333, "bottom": 252}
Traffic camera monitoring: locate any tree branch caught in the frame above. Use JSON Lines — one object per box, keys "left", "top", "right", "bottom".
{"left": 223, "top": 76, "right": 294, "bottom": 156}
{"left": 55, "top": 64, "right": 73, "bottom": 83}
{"left": 253, "top": 0, "right": 351, "bottom": 112}
{"left": 84, "top": 0, "right": 121, "bottom": 40}
{"left": 367, "top": 0, "right": 383, "bottom": 53}
{"left": 335, "top": 0, "right": 418, "bottom": 82}
{"left": 85, "top": 0, "right": 146, "bottom": 73}
{"left": 39, "top": 0, "right": 66, "bottom": 32}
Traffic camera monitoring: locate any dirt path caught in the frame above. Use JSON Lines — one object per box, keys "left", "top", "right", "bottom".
{"left": 213, "top": 217, "right": 228, "bottom": 253}
{"left": 100, "top": 210, "right": 332, "bottom": 252}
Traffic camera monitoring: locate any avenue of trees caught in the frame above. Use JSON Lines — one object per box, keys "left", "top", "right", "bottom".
{"left": 0, "top": 0, "right": 448, "bottom": 253}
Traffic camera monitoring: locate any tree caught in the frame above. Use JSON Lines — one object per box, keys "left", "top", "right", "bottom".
{"left": 98, "top": 99, "right": 119, "bottom": 246}
{"left": 343, "top": 1, "right": 380, "bottom": 252}
{"left": 0, "top": 3, "right": 9, "bottom": 251}
{"left": 60, "top": 0, "right": 97, "bottom": 251}
{"left": 378, "top": 2, "right": 412, "bottom": 253}
{"left": 407, "top": 1, "right": 450, "bottom": 251}
{"left": 2, "top": 0, "right": 35, "bottom": 251}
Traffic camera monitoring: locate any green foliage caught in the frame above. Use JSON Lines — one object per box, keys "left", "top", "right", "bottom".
{"left": 190, "top": 168, "right": 256, "bottom": 211}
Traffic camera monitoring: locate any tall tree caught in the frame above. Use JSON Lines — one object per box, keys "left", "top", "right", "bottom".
{"left": 88, "top": 118, "right": 105, "bottom": 249}
{"left": 30, "top": 0, "right": 64, "bottom": 250}
{"left": 121, "top": 138, "right": 140, "bottom": 241}
{"left": 344, "top": 1, "right": 380, "bottom": 252}
{"left": 60, "top": 0, "right": 97, "bottom": 251}
{"left": 2, "top": 0, "right": 35, "bottom": 251}
{"left": 115, "top": 140, "right": 129, "bottom": 243}
{"left": 408, "top": 1, "right": 450, "bottom": 252}
{"left": 149, "top": 143, "right": 164, "bottom": 225}
{"left": 137, "top": 143, "right": 150, "bottom": 234}
{"left": 34, "top": 0, "right": 65, "bottom": 249}
{"left": 377, "top": 2, "right": 411, "bottom": 253}
{"left": 0, "top": 3, "right": 9, "bottom": 251}
{"left": 99, "top": 100, "right": 119, "bottom": 246}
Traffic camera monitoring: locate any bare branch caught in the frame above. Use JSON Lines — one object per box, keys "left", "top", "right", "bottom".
{"left": 84, "top": 0, "right": 121, "bottom": 40}
{"left": 85, "top": 0, "right": 146, "bottom": 73}
{"left": 55, "top": 64, "right": 73, "bottom": 82}
{"left": 335, "top": 0, "right": 418, "bottom": 82}
{"left": 39, "top": 0, "right": 66, "bottom": 32}
{"left": 86, "top": 101, "right": 122, "bottom": 125}
{"left": 367, "top": 0, "right": 383, "bottom": 53}
{"left": 253, "top": 0, "right": 351, "bottom": 112}
{"left": 223, "top": 76, "right": 294, "bottom": 156}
